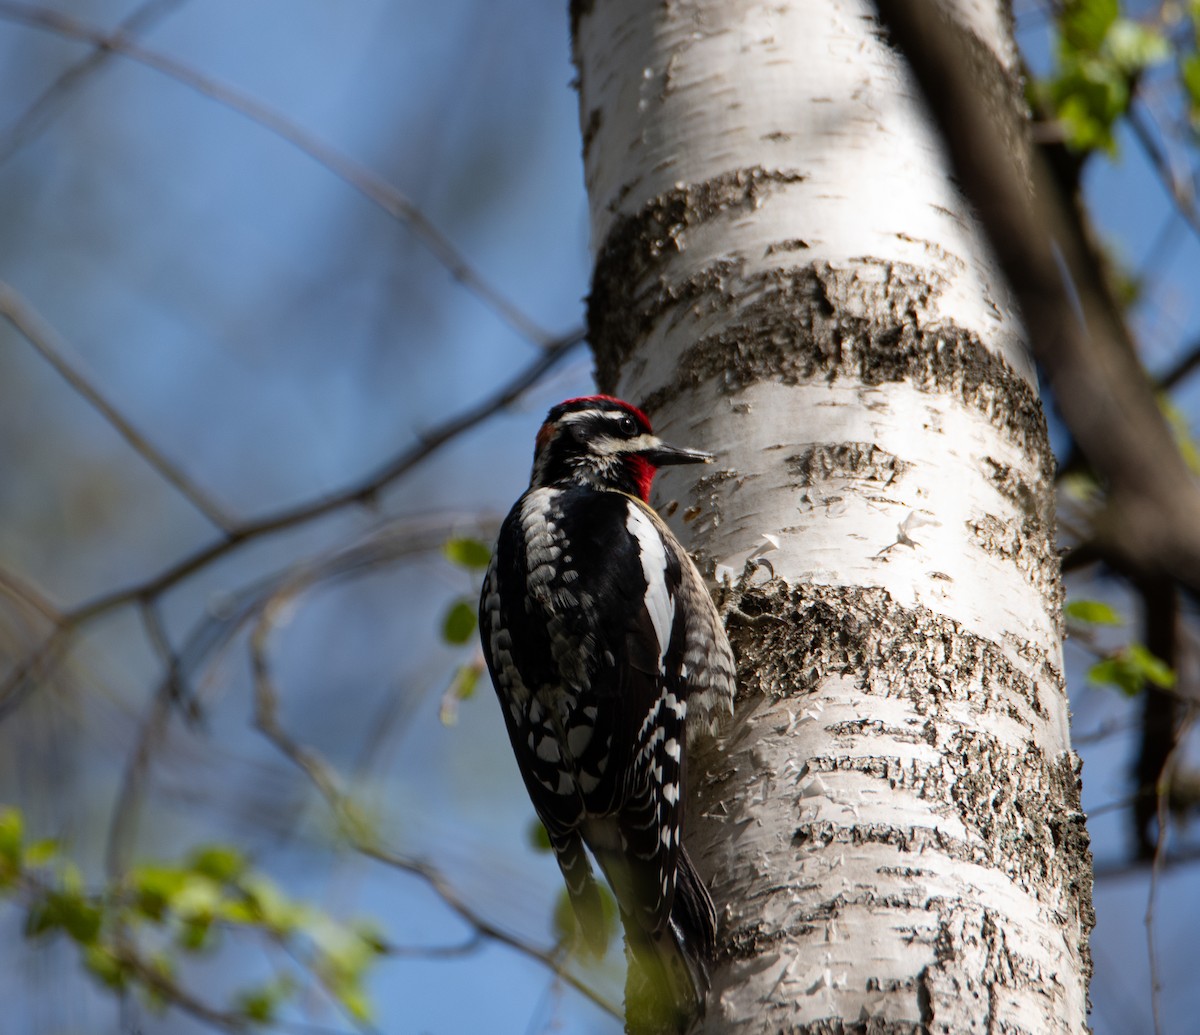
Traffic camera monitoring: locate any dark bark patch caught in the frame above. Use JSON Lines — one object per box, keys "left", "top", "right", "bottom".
{"left": 728, "top": 580, "right": 1060, "bottom": 721}
{"left": 798, "top": 734, "right": 1091, "bottom": 911}
{"left": 983, "top": 455, "right": 1047, "bottom": 524}
{"left": 967, "top": 512, "right": 1060, "bottom": 605}
{"left": 766, "top": 237, "right": 811, "bottom": 255}
{"left": 790, "top": 1022, "right": 923, "bottom": 1035}
{"left": 788, "top": 442, "right": 909, "bottom": 488}
{"left": 581, "top": 107, "right": 602, "bottom": 158}
{"left": 588, "top": 167, "right": 805, "bottom": 381}
{"left": 631, "top": 262, "right": 1050, "bottom": 484}
{"left": 568, "top": 0, "right": 595, "bottom": 45}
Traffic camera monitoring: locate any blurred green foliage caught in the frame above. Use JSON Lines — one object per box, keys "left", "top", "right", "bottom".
{"left": 0, "top": 806, "right": 384, "bottom": 1027}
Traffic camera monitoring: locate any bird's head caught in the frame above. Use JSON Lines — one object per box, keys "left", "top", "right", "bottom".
{"left": 529, "top": 395, "right": 711, "bottom": 501}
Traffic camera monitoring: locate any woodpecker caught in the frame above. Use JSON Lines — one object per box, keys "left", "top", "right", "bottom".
{"left": 479, "top": 395, "right": 736, "bottom": 1026}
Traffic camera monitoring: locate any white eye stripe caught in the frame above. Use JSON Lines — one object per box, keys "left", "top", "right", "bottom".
{"left": 590, "top": 433, "right": 656, "bottom": 457}
{"left": 558, "top": 409, "right": 609, "bottom": 425}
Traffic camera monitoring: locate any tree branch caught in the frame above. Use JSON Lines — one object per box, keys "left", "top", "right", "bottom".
{"left": 0, "top": 0, "right": 559, "bottom": 349}
{"left": 0, "top": 331, "right": 581, "bottom": 718}
{"left": 0, "top": 280, "right": 236, "bottom": 531}
{"left": 0, "top": 0, "right": 187, "bottom": 165}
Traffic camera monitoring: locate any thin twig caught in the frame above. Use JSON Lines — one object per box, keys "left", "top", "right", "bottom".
{"left": 1127, "top": 101, "right": 1200, "bottom": 244}
{"left": 0, "top": 565, "right": 61, "bottom": 622}
{"left": 68, "top": 329, "right": 581, "bottom": 623}
{"left": 103, "top": 512, "right": 499, "bottom": 876}
{"left": 117, "top": 943, "right": 251, "bottom": 1032}
{"left": 104, "top": 600, "right": 192, "bottom": 880}
{"left": 0, "top": 0, "right": 187, "bottom": 165}
{"left": 0, "top": 280, "right": 235, "bottom": 531}
{"left": 0, "top": 0, "right": 558, "bottom": 350}
{"left": 1145, "top": 709, "right": 1194, "bottom": 1035}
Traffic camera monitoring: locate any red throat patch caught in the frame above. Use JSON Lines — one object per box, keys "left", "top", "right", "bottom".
{"left": 627, "top": 455, "right": 656, "bottom": 502}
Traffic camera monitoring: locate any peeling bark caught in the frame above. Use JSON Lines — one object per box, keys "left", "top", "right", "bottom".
{"left": 572, "top": 0, "right": 1092, "bottom": 1031}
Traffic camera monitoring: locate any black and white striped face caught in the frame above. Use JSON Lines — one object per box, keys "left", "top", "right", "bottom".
{"left": 529, "top": 396, "right": 711, "bottom": 500}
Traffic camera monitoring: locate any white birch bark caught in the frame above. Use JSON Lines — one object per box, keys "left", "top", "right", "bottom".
{"left": 571, "top": 0, "right": 1093, "bottom": 1031}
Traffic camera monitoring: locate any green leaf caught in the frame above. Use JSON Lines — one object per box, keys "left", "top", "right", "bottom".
{"left": 1182, "top": 53, "right": 1200, "bottom": 122}
{"left": 1104, "top": 20, "right": 1169, "bottom": 72}
{"left": 24, "top": 899, "right": 61, "bottom": 939}
{"left": 170, "top": 874, "right": 222, "bottom": 921}
{"left": 239, "top": 875, "right": 303, "bottom": 934}
{"left": 1065, "top": 600, "right": 1123, "bottom": 626}
{"left": 336, "top": 982, "right": 373, "bottom": 1024}
{"left": 131, "top": 864, "right": 187, "bottom": 921}
{"left": 1089, "top": 644, "right": 1176, "bottom": 696}
{"left": 439, "top": 663, "right": 483, "bottom": 725}
{"left": 176, "top": 915, "right": 216, "bottom": 953}
{"left": 0, "top": 807, "right": 23, "bottom": 868}
{"left": 444, "top": 537, "right": 492, "bottom": 570}
{"left": 1060, "top": 0, "right": 1119, "bottom": 52}
{"left": 1047, "top": 5, "right": 1168, "bottom": 154}
{"left": 441, "top": 600, "right": 477, "bottom": 645}
{"left": 527, "top": 817, "right": 553, "bottom": 853}
{"left": 551, "top": 882, "right": 617, "bottom": 957}
{"left": 188, "top": 845, "right": 246, "bottom": 884}
{"left": 82, "top": 944, "right": 128, "bottom": 990}
{"left": 48, "top": 891, "right": 103, "bottom": 944}
{"left": 236, "top": 978, "right": 294, "bottom": 1024}
{"left": 1088, "top": 656, "right": 1139, "bottom": 696}
{"left": 1128, "top": 644, "right": 1176, "bottom": 689}
{"left": 24, "top": 839, "right": 59, "bottom": 868}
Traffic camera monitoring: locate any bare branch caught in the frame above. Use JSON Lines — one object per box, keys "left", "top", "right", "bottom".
{"left": 0, "top": 280, "right": 236, "bottom": 531}
{"left": 104, "top": 600, "right": 192, "bottom": 880}
{"left": 0, "top": 0, "right": 559, "bottom": 349}
{"left": 66, "top": 329, "right": 581, "bottom": 622}
{"left": 103, "top": 511, "right": 499, "bottom": 873}
{"left": 1158, "top": 335, "right": 1200, "bottom": 393}
{"left": 0, "top": 564, "right": 61, "bottom": 622}
{"left": 1127, "top": 100, "right": 1200, "bottom": 245}
{"left": 0, "top": 0, "right": 187, "bottom": 166}
{"left": 872, "top": 1, "right": 1200, "bottom": 592}
{"left": 114, "top": 941, "right": 251, "bottom": 1032}
{"left": 0, "top": 331, "right": 581, "bottom": 717}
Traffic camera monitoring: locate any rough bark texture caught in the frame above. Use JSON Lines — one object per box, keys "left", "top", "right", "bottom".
{"left": 571, "top": 0, "right": 1093, "bottom": 1032}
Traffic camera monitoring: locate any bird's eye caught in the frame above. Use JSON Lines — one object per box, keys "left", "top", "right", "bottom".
{"left": 617, "top": 415, "right": 638, "bottom": 438}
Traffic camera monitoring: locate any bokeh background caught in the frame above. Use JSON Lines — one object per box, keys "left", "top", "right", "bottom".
{"left": 0, "top": 1, "right": 1197, "bottom": 1032}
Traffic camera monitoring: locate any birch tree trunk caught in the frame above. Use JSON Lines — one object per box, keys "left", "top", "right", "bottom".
{"left": 571, "top": 1, "right": 1094, "bottom": 1031}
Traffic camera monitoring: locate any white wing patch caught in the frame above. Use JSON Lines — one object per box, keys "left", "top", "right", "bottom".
{"left": 625, "top": 503, "right": 675, "bottom": 672}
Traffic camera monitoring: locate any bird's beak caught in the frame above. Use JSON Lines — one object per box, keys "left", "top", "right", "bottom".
{"left": 639, "top": 441, "right": 713, "bottom": 467}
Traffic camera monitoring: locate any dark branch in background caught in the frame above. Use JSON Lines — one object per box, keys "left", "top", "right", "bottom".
{"left": 0, "top": 0, "right": 187, "bottom": 166}
{"left": 1146, "top": 709, "right": 1197, "bottom": 1035}
{"left": 0, "top": 329, "right": 583, "bottom": 718}
{"left": 872, "top": 0, "right": 1200, "bottom": 593}
{"left": 1134, "top": 579, "right": 1180, "bottom": 860}
{"left": 0, "top": 0, "right": 558, "bottom": 350}
{"left": 0, "top": 282, "right": 235, "bottom": 531}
